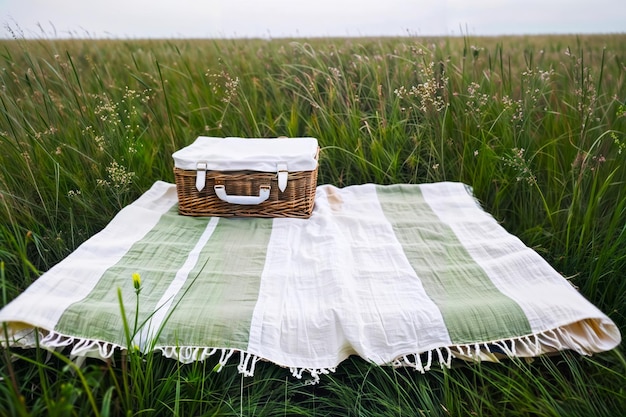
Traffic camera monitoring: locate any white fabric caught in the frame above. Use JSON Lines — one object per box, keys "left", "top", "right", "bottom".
{"left": 172, "top": 137, "right": 319, "bottom": 172}
{"left": 247, "top": 185, "right": 452, "bottom": 368}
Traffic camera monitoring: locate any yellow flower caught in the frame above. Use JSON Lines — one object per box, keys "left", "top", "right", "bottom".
{"left": 132, "top": 272, "right": 141, "bottom": 291}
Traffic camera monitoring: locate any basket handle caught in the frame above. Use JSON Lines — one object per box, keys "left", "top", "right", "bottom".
{"left": 214, "top": 184, "right": 271, "bottom": 205}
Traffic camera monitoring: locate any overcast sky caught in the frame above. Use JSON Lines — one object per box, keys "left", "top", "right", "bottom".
{"left": 1, "top": 0, "right": 625, "bottom": 39}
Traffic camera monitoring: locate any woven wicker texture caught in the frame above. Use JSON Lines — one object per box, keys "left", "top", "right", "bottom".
{"left": 174, "top": 166, "right": 318, "bottom": 218}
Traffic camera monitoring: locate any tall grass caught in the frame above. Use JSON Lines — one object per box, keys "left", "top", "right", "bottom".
{"left": 0, "top": 33, "right": 625, "bottom": 415}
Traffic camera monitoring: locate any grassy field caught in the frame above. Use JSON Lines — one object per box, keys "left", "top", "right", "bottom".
{"left": 0, "top": 33, "right": 625, "bottom": 416}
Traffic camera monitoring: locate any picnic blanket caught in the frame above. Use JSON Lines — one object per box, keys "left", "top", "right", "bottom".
{"left": 0, "top": 181, "right": 620, "bottom": 382}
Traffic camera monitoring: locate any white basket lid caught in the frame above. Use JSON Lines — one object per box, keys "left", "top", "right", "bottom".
{"left": 173, "top": 137, "right": 319, "bottom": 172}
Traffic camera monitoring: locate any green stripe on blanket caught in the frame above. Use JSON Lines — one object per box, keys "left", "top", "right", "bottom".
{"left": 55, "top": 205, "right": 207, "bottom": 343}
{"left": 154, "top": 217, "right": 272, "bottom": 350}
{"left": 57, "top": 207, "right": 273, "bottom": 351}
{"left": 376, "top": 184, "right": 532, "bottom": 344}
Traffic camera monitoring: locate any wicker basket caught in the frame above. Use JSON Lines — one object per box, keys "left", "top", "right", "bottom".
{"left": 173, "top": 137, "right": 319, "bottom": 218}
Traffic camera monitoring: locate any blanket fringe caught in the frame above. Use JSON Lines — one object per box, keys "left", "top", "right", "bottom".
{"left": 238, "top": 350, "right": 262, "bottom": 377}
{"left": 390, "top": 326, "right": 599, "bottom": 372}
{"left": 393, "top": 346, "right": 452, "bottom": 374}
{"left": 4, "top": 328, "right": 121, "bottom": 363}
{"left": 289, "top": 366, "right": 336, "bottom": 385}
{"left": 1, "top": 321, "right": 610, "bottom": 383}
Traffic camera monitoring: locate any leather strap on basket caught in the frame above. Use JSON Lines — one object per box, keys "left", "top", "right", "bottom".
{"left": 196, "top": 162, "right": 207, "bottom": 191}
{"left": 277, "top": 163, "right": 288, "bottom": 192}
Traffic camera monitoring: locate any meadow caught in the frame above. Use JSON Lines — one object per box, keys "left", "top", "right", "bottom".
{"left": 0, "top": 32, "right": 625, "bottom": 416}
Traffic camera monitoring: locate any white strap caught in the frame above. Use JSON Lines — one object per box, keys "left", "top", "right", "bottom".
{"left": 214, "top": 185, "right": 271, "bottom": 205}
{"left": 196, "top": 162, "right": 207, "bottom": 191}
{"left": 277, "top": 163, "right": 288, "bottom": 192}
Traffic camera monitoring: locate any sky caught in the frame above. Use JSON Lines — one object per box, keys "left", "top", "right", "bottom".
{"left": 1, "top": 0, "right": 625, "bottom": 39}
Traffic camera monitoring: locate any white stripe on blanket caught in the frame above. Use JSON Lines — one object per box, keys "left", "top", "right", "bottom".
{"left": 0, "top": 181, "right": 621, "bottom": 381}
{"left": 247, "top": 184, "right": 451, "bottom": 370}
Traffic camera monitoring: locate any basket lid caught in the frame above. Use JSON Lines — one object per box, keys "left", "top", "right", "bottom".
{"left": 173, "top": 137, "right": 319, "bottom": 172}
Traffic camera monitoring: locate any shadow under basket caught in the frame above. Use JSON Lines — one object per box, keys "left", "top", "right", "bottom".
{"left": 174, "top": 166, "right": 319, "bottom": 218}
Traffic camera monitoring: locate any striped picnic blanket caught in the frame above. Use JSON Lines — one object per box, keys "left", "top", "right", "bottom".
{"left": 0, "top": 181, "right": 620, "bottom": 382}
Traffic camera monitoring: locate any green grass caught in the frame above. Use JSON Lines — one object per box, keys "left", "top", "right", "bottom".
{"left": 0, "top": 33, "right": 625, "bottom": 416}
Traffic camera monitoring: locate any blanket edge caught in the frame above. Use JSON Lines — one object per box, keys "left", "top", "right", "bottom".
{"left": 2, "top": 316, "right": 619, "bottom": 384}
